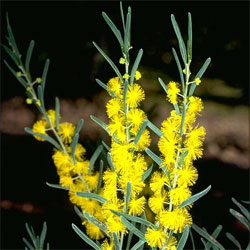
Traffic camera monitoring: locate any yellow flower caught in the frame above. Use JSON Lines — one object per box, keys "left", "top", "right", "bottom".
{"left": 177, "top": 165, "right": 198, "bottom": 187}
{"left": 71, "top": 160, "right": 89, "bottom": 176}
{"left": 85, "top": 172, "right": 99, "bottom": 192}
{"left": 106, "top": 98, "right": 122, "bottom": 118}
{"left": 135, "top": 70, "right": 142, "bottom": 80}
{"left": 119, "top": 58, "right": 126, "bottom": 64}
{"left": 150, "top": 171, "right": 169, "bottom": 193}
{"left": 59, "top": 175, "right": 74, "bottom": 188}
{"left": 81, "top": 199, "right": 100, "bottom": 215}
{"left": 167, "top": 81, "right": 180, "bottom": 104}
{"left": 85, "top": 221, "right": 104, "bottom": 240}
{"left": 148, "top": 192, "right": 167, "bottom": 214}
{"left": 195, "top": 77, "right": 201, "bottom": 85}
{"left": 107, "top": 115, "right": 125, "bottom": 138}
{"left": 135, "top": 129, "right": 151, "bottom": 151}
{"left": 128, "top": 196, "right": 146, "bottom": 215}
{"left": 127, "top": 108, "right": 146, "bottom": 129}
{"left": 132, "top": 154, "right": 147, "bottom": 173}
{"left": 36, "top": 100, "right": 41, "bottom": 106}
{"left": 58, "top": 122, "right": 75, "bottom": 144}
{"left": 123, "top": 73, "right": 130, "bottom": 80}
{"left": 52, "top": 149, "right": 73, "bottom": 172}
{"left": 101, "top": 239, "right": 114, "bottom": 250}
{"left": 169, "top": 186, "right": 191, "bottom": 206}
{"left": 103, "top": 170, "right": 117, "bottom": 202}
{"left": 126, "top": 83, "right": 145, "bottom": 108}
{"left": 26, "top": 98, "right": 32, "bottom": 104}
{"left": 107, "top": 77, "right": 123, "bottom": 98}
{"left": 32, "top": 120, "right": 49, "bottom": 141}
{"left": 159, "top": 208, "right": 192, "bottom": 233}
{"left": 106, "top": 216, "right": 127, "bottom": 238}
{"left": 145, "top": 228, "right": 167, "bottom": 248}
{"left": 47, "top": 109, "right": 56, "bottom": 127}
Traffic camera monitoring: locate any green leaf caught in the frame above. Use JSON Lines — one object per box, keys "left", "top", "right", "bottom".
{"left": 113, "top": 232, "right": 120, "bottom": 250}
{"left": 102, "top": 141, "right": 111, "bottom": 151}
{"left": 226, "top": 232, "right": 242, "bottom": 250}
{"left": 121, "top": 216, "right": 145, "bottom": 241}
{"left": 2, "top": 44, "right": 19, "bottom": 66}
{"left": 25, "top": 223, "right": 37, "bottom": 248}
{"left": 180, "top": 106, "right": 186, "bottom": 135}
{"left": 173, "top": 103, "right": 180, "bottom": 115}
{"left": 134, "top": 120, "right": 148, "bottom": 146}
{"left": 179, "top": 185, "right": 211, "bottom": 209}
{"left": 179, "top": 151, "right": 188, "bottom": 168}
{"left": 41, "top": 59, "right": 50, "bottom": 94}
{"left": 241, "top": 200, "right": 250, "bottom": 205}
{"left": 102, "top": 12, "right": 124, "bottom": 48}
{"left": 88, "top": 145, "right": 103, "bottom": 173}
{"left": 177, "top": 226, "right": 189, "bottom": 250}
{"left": 120, "top": 2, "right": 126, "bottom": 32}
{"left": 97, "top": 160, "right": 103, "bottom": 194}
{"left": 189, "top": 57, "right": 211, "bottom": 96}
{"left": 192, "top": 224, "right": 225, "bottom": 250}
{"left": 24, "top": 127, "right": 62, "bottom": 150}
{"left": 111, "top": 210, "right": 156, "bottom": 228}
{"left": 171, "top": 14, "right": 187, "bottom": 64}
{"left": 37, "top": 85, "right": 45, "bottom": 110}
{"left": 74, "top": 205, "right": 84, "bottom": 220}
{"left": 172, "top": 48, "right": 184, "bottom": 89}
{"left": 201, "top": 238, "right": 209, "bottom": 250}
{"left": 90, "top": 115, "right": 108, "bottom": 132}
{"left": 71, "top": 133, "right": 79, "bottom": 164}
{"left": 229, "top": 209, "right": 250, "bottom": 230}
{"left": 46, "top": 182, "right": 69, "bottom": 190}
{"left": 72, "top": 223, "right": 101, "bottom": 250}
{"left": 165, "top": 230, "right": 174, "bottom": 249}
{"left": 123, "top": 79, "right": 129, "bottom": 110}
{"left": 145, "top": 148, "right": 162, "bottom": 166}
{"left": 147, "top": 120, "right": 164, "bottom": 137}
{"left": 124, "top": 8, "right": 131, "bottom": 53}
{"left": 125, "top": 181, "right": 132, "bottom": 213}
{"left": 23, "top": 237, "right": 34, "bottom": 250}
{"left": 158, "top": 77, "right": 168, "bottom": 94}
{"left": 92, "top": 42, "right": 123, "bottom": 82}
{"left": 206, "top": 225, "right": 223, "bottom": 250}
{"left": 76, "top": 191, "right": 107, "bottom": 204}
{"left": 187, "top": 13, "right": 192, "bottom": 62}
{"left": 232, "top": 197, "right": 250, "bottom": 220}
{"left": 142, "top": 164, "right": 153, "bottom": 181}
{"left": 131, "top": 240, "right": 145, "bottom": 250}
{"left": 107, "top": 152, "right": 118, "bottom": 176}
{"left": 130, "top": 49, "right": 143, "bottom": 85}
{"left": 96, "top": 78, "right": 107, "bottom": 91}
{"left": 25, "top": 40, "right": 35, "bottom": 73}
{"left": 46, "top": 242, "right": 50, "bottom": 250}
{"left": 4, "top": 60, "right": 27, "bottom": 88}
{"left": 55, "top": 97, "right": 60, "bottom": 130}
{"left": 39, "top": 222, "right": 47, "bottom": 249}
{"left": 189, "top": 229, "right": 196, "bottom": 250}
{"left": 83, "top": 211, "right": 107, "bottom": 234}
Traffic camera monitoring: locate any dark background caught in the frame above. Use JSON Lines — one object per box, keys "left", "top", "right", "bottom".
{"left": 1, "top": 1, "right": 249, "bottom": 249}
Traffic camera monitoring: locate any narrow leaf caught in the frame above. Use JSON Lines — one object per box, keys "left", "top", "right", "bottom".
{"left": 120, "top": 1, "right": 126, "bottom": 32}
{"left": 55, "top": 97, "right": 60, "bottom": 130}
{"left": 2, "top": 44, "right": 19, "bottom": 66}
{"left": 124, "top": 10, "right": 131, "bottom": 53}
{"left": 96, "top": 79, "right": 107, "bottom": 91}
{"left": 232, "top": 197, "right": 250, "bottom": 220}
{"left": 130, "top": 49, "right": 143, "bottom": 85}
{"left": 90, "top": 115, "right": 108, "bottom": 132}
{"left": 72, "top": 223, "right": 101, "bottom": 250}
{"left": 179, "top": 185, "right": 211, "bottom": 209}
{"left": 71, "top": 133, "right": 79, "bottom": 164}
{"left": 97, "top": 160, "right": 103, "bottom": 194}
{"left": 102, "top": 12, "right": 124, "bottom": 48}
{"left": 226, "top": 232, "right": 242, "bottom": 250}
{"left": 131, "top": 240, "right": 145, "bottom": 250}
{"left": 102, "top": 141, "right": 111, "bottom": 151}
{"left": 187, "top": 13, "right": 192, "bottom": 62}
{"left": 189, "top": 57, "right": 211, "bottom": 96}
{"left": 123, "top": 79, "right": 129, "bottom": 111}
{"left": 25, "top": 40, "right": 35, "bottom": 72}
{"left": 23, "top": 237, "right": 34, "bottom": 250}
{"left": 41, "top": 59, "right": 50, "bottom": 94}
{"left": 24, "top": 127, "right": 62, "bottom": 150}
{"left": 125, "top": 181, "right": 132, "bottom": 213}
{"left": 74, "top": 205, "right": 84, "bottom": 220}
{"left": 46, "top": 182, "right": 69, "bottom": 191}
{"left": 25, "top": 223, "right": 37, "bottom": 248}
{"left": 37, "top": 85, "right": 45, "bottom": 110}
{"left": 76, "top": 192, "right": 107, "bottom": 204}
{"left": 171, "top": 14, "right": 187, "bottom": 64}
{"left": 121, "top": 216, "right": 145, "bottom": 241}
{"left": 134, "top": 120, "right": 148, "bottom": 146}
{"left": 39, "top": 222, "right": 47, "bottom": 249}
{"left": 145, "top": 148, "right": 162, "bottom": 166}
{"left": 201, "top": 238, "right": 209, "bottom": 250}
{"left": 93, "top": 42, "right": 123, "bottom": 82}
{"left": 88, "top": 145, "right": 103, "bottom": 173}
{"left": 111, "top": 210, "right": 156, "bottom": 228}
{"left": 142, "top": 164, "right": 153, "bottom": 181}
{"left": 230, "top": 209, "right": 250, "bottom": 230}
{"left": 113, "top": 232, "right": 120, "bottom": 250}
{"left": 107, "top": 152, "right": 118, "bottom": 176}
{"left": 147, "top": 120, "right": 164, "bottom": 137}
{"left": 192, "top": 224, "right": 225, "bottom": 250}
{"left": 179, "top": 151, "right": 188, "bottom": 168}
{"left": 189, "top": 229, "right": 196, "bottom": 250}
{"left": 241, "top": 200, "right": 250, "bottom": 205}
{"left": 158, "top": 77, "right": 168, "bottom": 94}
{"left": 172, "top": 48, "right": 184, "bottom": 89}
{"left": 177, "top": 226, "right": 189, "bottom": 250}
{"left": 206, "top": 225, "right": 223, "bottom": 250}
{"left": 83, "top": 211, "right": 107, "bottom": 234}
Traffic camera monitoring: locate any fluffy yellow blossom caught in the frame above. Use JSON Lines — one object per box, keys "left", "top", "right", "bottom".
{"left": 106, "top": 98, "right": 122, "bottom": 118}
{"left": 177, "top": 165, "right": 198, "bottom": 187}
{"left": 107, "top": 115, "right": 125, "bottom": 138}
{"left": 127, "top": 108, "right": 146, "bottom": 129}
{"left": 159, "top": 208, "right": 192, "bottom": 233}
{"left": 126, "top": 83, "right": 145, "bottom": 108}
{"left": 32, "top": 120, "right": 49, "bottom": 141}
{"left": 107, "top": 77, "right": 123, "bottom": 98}
{"left": 169, "top": 186, "right": 191, "bottom": 205}
{"left": 58, "top": 122, "right": 75, "bottom": 144}
{"left": 85, "top": 222, "right": 104, "bottom": 240}
{"left": 128, "top": 196, "right": 146, "bottom": 215}
{"left": 47, "top": 109, "right": 56, "bottom": 127}
{"left": 106, "top": 216, "right": 127, "bottom": 237}
{"left": 145, "top": 228, "right": 167, "bottom": 248}
{"left": 52, "top": 149, "right": 72, "bottom": 170}
{"left": 103, "top": 170, "right": 118, "bottom": 202}
{"left": 167, "top": 81, "right": 180, "bottom": 104}
{"left": 135, "top": 129, "right": 151, "bottom": 151}
{"left": 101, "top": 239, "right": 114, "bottom": 250}
{"left": 148, "top": 192, "right": 167, "bottom": 214}
{"left": 59, "top": 175, "right": 74, "bottom": 188}
{"left": 150, "top": 171, "right": 169, "bottom": 194}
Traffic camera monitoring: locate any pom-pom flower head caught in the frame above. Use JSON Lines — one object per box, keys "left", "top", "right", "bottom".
{"left": 32, "top": 120, "right": 49, "bottom": 141}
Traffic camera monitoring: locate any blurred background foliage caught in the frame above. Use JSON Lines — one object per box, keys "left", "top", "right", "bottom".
{"left": 1, "top": 1, "right": 249, "bottom": 249}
